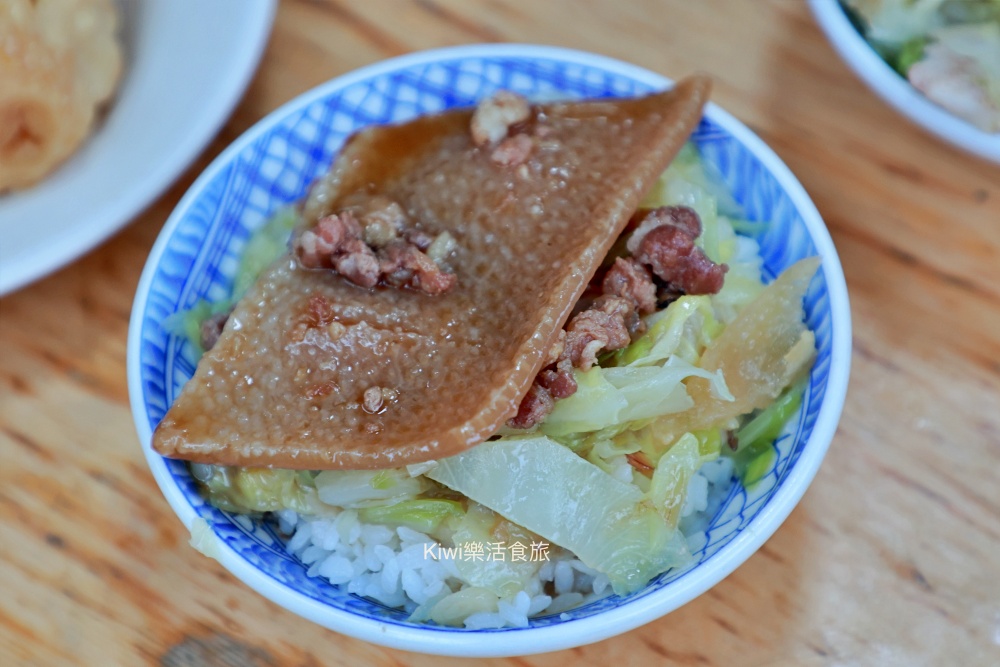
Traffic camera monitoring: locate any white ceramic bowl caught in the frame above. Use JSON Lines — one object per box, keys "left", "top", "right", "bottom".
{"left": 128, "top": 44, "right": 852, "bottom": 657}
{"left": 809, "top": 0, "right": 1000, "bottom": 164}
{"left": 0, "top": 0, "right": 276, "bottom": 295}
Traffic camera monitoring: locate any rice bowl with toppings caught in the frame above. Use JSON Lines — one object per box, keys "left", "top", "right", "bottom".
{"left": 128, "top": 44, "right": 851, "bottom": 656}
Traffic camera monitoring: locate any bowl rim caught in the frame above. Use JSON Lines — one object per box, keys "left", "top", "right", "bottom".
{"left": 808, "top": 0, "right": 1000, "bottom": 164}
{"left": 127, "top": 43, "right": 852, "bottom": 657}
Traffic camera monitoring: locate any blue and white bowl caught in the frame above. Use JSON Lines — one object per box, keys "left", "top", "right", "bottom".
{"left": 128, "top": 44, "right": 851, "bottom": 657}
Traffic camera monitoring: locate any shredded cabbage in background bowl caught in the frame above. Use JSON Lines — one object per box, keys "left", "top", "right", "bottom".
{"left": 842, "top": 0, "right": 1000, "bottom": 131}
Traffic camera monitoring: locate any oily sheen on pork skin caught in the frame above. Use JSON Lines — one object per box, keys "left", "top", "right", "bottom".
{"left": 153, "top": 77, "right": 711, "bottom": 470}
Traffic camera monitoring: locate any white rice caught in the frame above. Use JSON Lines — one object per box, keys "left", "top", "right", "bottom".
{"left": 278, "top": 458, "right": 735, "bottom": 628}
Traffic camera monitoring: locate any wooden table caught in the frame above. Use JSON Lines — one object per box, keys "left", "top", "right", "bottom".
{"left": 2, "top": 1, "right": 999, "bottom": 664}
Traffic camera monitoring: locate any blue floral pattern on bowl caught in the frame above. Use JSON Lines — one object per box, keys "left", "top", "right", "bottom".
{"left": 130, "top": 45, "right": 848, "bottom": 651}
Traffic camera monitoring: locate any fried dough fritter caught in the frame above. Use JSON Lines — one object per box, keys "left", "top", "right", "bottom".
{"left": 0, "top": 0, "right": 122, "bottom": 191}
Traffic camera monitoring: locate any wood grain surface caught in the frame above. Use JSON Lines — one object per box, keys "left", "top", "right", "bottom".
{"left": 2, "top": 0, "right": 999, "bottom": 665}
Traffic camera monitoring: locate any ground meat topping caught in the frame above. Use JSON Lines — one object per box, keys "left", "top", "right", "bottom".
{"left": 508, "top": 206, "right": 730, "bottom": 429}
{"left": 378, "top": 239, "right": 457, "bottom": 296}
{"left": 491, "top": 133, "right": 534, "bottom": 167}
{"left": 507, "top": 383, "right": 555, "bottom": 430}
{"left": 199, "top": 309, "right": 232, "bottom": 351}
{"left": 537, "top": 363, "right": 577, "bottom": 399}
{"left": 635, "top": 223, "right": 727, "bottom": 295}
{"left": 293, "top": 200, "right": 456, "bottom": 295}
{"left": 333, "top": 237, "right": 381, "bottom": 288}
{"left": 352, "top": 194, "right": 407, "bottom": 246}
{"left": 602, "top": 257, "right": 657, "bottom": 315}
{"left": 543, "top": 330, "right": 566, "bottom": 367}
{"left": 626, "top": 205, "right": 702, "bottom": 252}
{"left": 306, "top": 294, "right": 336, "bottom": 327}
{"left": 295, "top": 211, "right": 362, "bottom": 269}
{"left": 288, "top": 294, "right": 341, "bottom": 343}
{"left": 404, "top": 228, "right": 434, "bottom": 251}
{"left": 470, "top": 90, "right": 531, "bottom": 146}
{"left": 727, "top": 430, "right": 739, "bottom": 451}
{"left": 305, "top": 382, "right": 336, "bottom": 400}
{"left": 470, "top": 91, "right": 541, "bottom": 167}
{"left": 362, "top": 386, "right": 384, "bottom": 414}
{"left": 563, "top": 295, "right": 634, "bottom": 371}
{"left": 628, "top": 206, "right": 727, "bottom": 295}
{"left": 508, "top": 294, "right": 638, "bottom": 428}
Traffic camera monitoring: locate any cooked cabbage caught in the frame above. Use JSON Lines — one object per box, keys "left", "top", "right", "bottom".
{"left": 314, "top": 468, "right": 429, "bottom": 508}
{"left": 844, "top": 0, "right": 1000, "bottom": 128}
{"left": 232, "top": 206, "right": 300, "bottom": 299}
{"left": 538, "top": 356, "right": 732, "bottom": 438}
{"left": 195, "top": 466, "right": 320, "bottom": 514}
{"left": 911, "top": 22, "right": 1000, "bottom": 131}
{"left": 845, "top": 0, "right": 947, "bottom": 45}
{"left": 427, "top": 436, "right": 690, "bottom": 595}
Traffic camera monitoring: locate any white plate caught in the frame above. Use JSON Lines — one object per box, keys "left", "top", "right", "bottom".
{"left": 0, "top": 0, "right": 277, "bottom": 295}
{"left": 809, "top": 0, "right": 1000, "bottom": 164}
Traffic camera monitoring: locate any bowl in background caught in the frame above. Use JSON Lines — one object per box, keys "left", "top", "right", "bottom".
{"left": 0, "top": 0, "right": 276, "bottom": 295}
{"left": 809, "top": 0, "right": 1000, "bottom": 164}
{"left": 128, "top": 44, "right": 852, "bottom": 657}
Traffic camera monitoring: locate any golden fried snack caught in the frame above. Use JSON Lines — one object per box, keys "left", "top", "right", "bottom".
{"left": 0, "top": 0, "right": 121, "bottom": 191}
{"left": 153, "top": 79, "right": 711, "bottom": 470}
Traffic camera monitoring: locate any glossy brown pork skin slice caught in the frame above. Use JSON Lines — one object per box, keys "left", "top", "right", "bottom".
{"left": 153, "top": 77, "right": 711, "bottom": 470}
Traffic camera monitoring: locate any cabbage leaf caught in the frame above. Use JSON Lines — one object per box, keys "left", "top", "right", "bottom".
{"left": 427, "top": 436, "right": 690, "bottom": 595}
